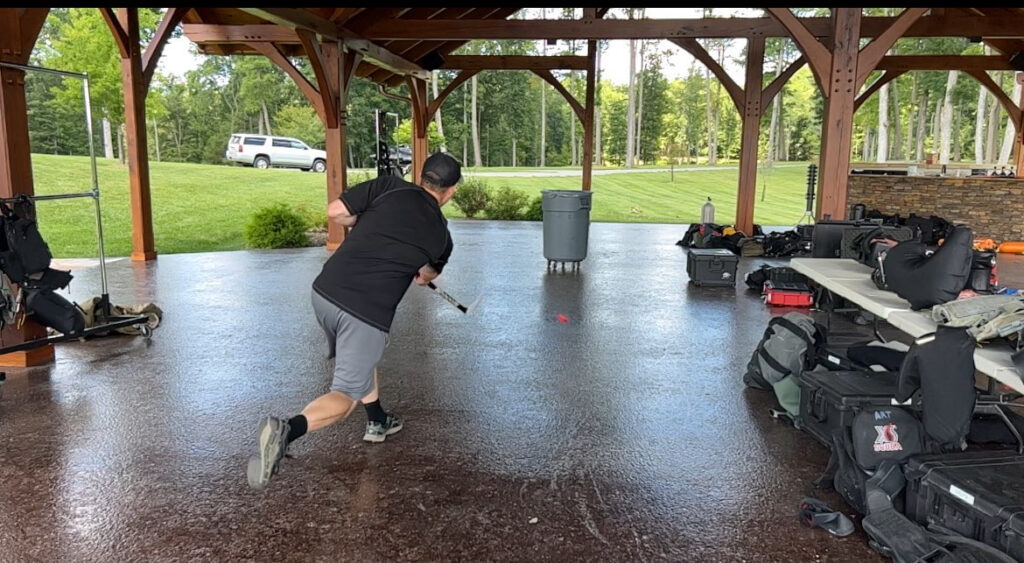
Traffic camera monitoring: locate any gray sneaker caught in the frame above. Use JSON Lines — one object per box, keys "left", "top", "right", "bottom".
{"left": 247, "top": 416, "right": 290, "bottom": 489}
{"left": 363, "top": 414, "right": 403, "bottom": 443}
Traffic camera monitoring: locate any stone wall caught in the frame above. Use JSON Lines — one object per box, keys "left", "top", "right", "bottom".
{"left": 847, "top": 174, "right": 1024, "bottom": 242}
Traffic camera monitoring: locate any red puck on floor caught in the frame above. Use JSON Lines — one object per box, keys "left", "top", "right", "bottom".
{"left": 556, "top": 314, "right": 570, "bottom": 324}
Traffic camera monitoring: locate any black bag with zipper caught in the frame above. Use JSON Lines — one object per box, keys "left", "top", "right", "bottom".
{"left": 25, "top": 289, "right": 85, "bottom": 337}
{"left": 0, "top": 195, "right": 52, "bottom": 283}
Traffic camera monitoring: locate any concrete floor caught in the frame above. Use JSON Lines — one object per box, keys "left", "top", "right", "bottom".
{"left": 0, "top": 221, "right": 1021, "bottom": 562}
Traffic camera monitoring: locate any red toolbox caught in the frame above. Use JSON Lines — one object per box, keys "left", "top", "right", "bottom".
{"left": 763, "top": 281, "right": 814, "bottom": 307}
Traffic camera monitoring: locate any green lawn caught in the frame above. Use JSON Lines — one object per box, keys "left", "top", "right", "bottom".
{"left": 29, "top": 154, "right": 809, "bottom": 258}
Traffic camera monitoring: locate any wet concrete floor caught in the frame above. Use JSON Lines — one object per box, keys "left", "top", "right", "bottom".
{"left": 0, "top": 221, "right": 1021, "bottom": 562}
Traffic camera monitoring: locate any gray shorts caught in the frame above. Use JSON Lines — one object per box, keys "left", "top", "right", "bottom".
{"left": 311, "top": 290, "right": 389, "bottom": 400}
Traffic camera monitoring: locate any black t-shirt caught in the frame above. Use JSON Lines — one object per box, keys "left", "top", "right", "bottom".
{"left": 313, "top": 175, "right": 452, "bottom": 332}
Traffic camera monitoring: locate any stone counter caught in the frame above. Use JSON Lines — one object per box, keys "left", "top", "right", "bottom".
{"left": 847, "top": 174, "right": 1024, "bottom": 242}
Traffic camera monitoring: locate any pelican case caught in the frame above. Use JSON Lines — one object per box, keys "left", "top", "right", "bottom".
{"left": 686, "top": 248, "right": 739, "bottom": 287}
{"left": 795, "top": 369, "right": 900, "bottom": 448}
{"left": 904, "top": 450, "right": 1024, "bottom": 561}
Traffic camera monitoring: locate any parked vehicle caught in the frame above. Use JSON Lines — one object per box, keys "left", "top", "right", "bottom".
{"left": 225, "top": 134, "right": 328, "bottom": 172}
{"left": 370, "top": 144, "right": 413, "bottom": 166}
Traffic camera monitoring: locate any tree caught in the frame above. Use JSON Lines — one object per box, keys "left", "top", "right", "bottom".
{"left": 275, "top": 105, "right": 325, "bottom": 148}
{"left": 938, "top": 71, "right": 959, "bottom": 165}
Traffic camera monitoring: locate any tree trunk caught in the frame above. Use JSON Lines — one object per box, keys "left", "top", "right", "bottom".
{"left": 916, "top": 90, "right": 928, "bottom": 161}
{"left": 907, "top": 76, "right": 917, "bottom": 160}
{"left": 986, "top": 79, "right": 1002, "bottom": 163}
{"left": 462, "top": 86, "right": 468, "bottom": 165}
{"left": 998, "top": 76, "right": 1022, "bottom": 166}
{"left": 431, "top": 70, "right": 446, "bottom": 151}
{"left": 891, "top": 81, "right": 901, "bottom": 161}
{"left": 471, "top": 74, "right": 482, "bottom": 167}
{"left": 635, "top": 41, "right": 646, "bottom": 163}
{"left": 540, "top": 9, "right": 547, "bottom": 168}
{"left": 626, "top": 36, "right": 637, "bottom": 168}
{"left": 939, "top": 71, "right": 959, "bottom": 165}
{"left": 975, "top": 79, "right": 988, "bottom": 163}
{"left": 153, "top": 119, "right": 160, "bottom": 162}
{"left": 877, "top": 83, "right": 889, "bottom": 163}
{"left": 931, "top": 97, "right": 942, "bottom": 151}
{"left": 257, "top": 112, "right": 265, "bottom": 135}
{"left": 594, "top": 41, "right": 602, "bottom": 166}
{"left": 766, "top": 47, "right": 783, "bottom": 167}
{"left": 863, "top": 129, "right": 872, "bottom": 161}
{"left": 261, "top": 100, "right": 273, "bottom": 136}
{"left": 102, "top": 116, "right": 114, "bottom": 159}
{"left": 953, "top": 107, "right": 963, "bottom": 162}
{"left": 117, "top": 122, "right": 126, "bottom": 165}
{"left": 512, "top": 133, "right": 517, "bottom": 167}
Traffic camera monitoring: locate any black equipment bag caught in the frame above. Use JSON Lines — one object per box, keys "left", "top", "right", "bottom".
{"left": 796, "top": 369, "right": 901, "bottom": 448}
{"left": 811, "top": 220, "right": 880, "bottom": 258}
{"left": 967, "top": 250, "right": 997, "bottom": 294}
{"left": 743, "top": 264, "right": 808, "bottom": 291}
{"left": 762, "top": 230, "right": 803, "bottom": 257}
{"left": 905, "top": 213, "right": 953, "bottom": 245}
{"left": 25, "top": 289, "right": 85, "bottom": 337}
{"left": 0, "top": 196, "right": 52, "bottom": 282}
{"left": 905, "top": 450, "right": 1024, "bottom": 561}
{"left": 872, "top": 226, "right": 974, "bottom": 310}
{"left": 842, "top": 226, "right": 917, "bottom": 268}
{"left": 896, "top": 326, "right": 977, "bottom": 452}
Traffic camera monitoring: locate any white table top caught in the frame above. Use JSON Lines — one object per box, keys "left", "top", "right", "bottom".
{"left": 790, "top": 257, "right": 1024, "bottom": 394}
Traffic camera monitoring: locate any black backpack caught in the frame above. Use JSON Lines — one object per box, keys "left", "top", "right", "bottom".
{"left": 0, "top": 195, "right": 52, "bottom": 283}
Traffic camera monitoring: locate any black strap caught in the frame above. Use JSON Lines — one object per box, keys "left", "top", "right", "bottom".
{"left": 769, "top": 316, "right": 815, "bottom": 349}
{"left": 758, "top": 346, "right": 792, "bottom": 377}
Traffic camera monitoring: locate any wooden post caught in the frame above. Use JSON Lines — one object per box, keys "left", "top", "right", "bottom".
{"left": 1015, "top": 73, "right": 1024, "bottom": 178}
{"left": 581, "top": 40, "right": 596, "bottom": 191}
{"left": 736, "top": 35, "right": 765, "bottom": 236}
{"left": 817, "top": 9, "right": 861, "bottom": 220}
{"left": 408, "top": 77, "right": 429, "bottom": 183}
{"left": 116, "top": 9, "right": 157, "bottom": 261}
{"left": 0, "top": 9, "right": 54, "bottom": 366}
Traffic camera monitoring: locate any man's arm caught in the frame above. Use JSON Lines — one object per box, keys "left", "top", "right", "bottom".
{"left": 413, "top": 232, "right": 453, "bottom": 286}
{"left": 328, "top": 198, "right": 357, "bottom": 227}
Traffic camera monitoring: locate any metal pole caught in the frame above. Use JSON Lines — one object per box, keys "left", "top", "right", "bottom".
{"left": 83, "top": 75, "right": 110, "bottom": 308}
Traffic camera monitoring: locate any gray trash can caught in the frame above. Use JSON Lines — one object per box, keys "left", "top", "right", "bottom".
{"left": 542, "top": 190, "right": 592, "bottom": 263}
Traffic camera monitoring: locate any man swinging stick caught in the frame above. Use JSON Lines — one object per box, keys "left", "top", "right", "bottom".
{"left": 248, "top": 152, "right": 461, "bottom": 489}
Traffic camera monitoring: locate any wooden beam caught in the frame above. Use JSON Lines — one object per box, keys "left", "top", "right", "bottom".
{"left": 427, "top": 69, "right": 478, "bottom": 122}
{"left": 736, "top": 35, "right": 765, "bottom": 236}
{"left": 766, "top": 9, "right": 830, "bottom": 94}
{"left": 818, "top": 8, "right": 861, "bottom": 221}
{"left": 532, "top": 69, "right": 584, "bottom": 122}
{"left": 441, "top": 55, "right": 588, "bottom": 71}
{"left": 856, "top": 8, "right": 929, "bottom": 88}
{"left": 855, "top": 70, "right": 906, "bottom": 112}
{"left": 1015, "top": 73, "right": 1024, "bottom": 178}
{"left": 142, "top": 8, "right": 187, "bottom": 89}
{"left": 238, "top": 8, "right": 428, "bottom": 79}
{"left": 330, "top": 8, "right": 363, "bottom": 25}
{"left": 875, "top": 55, "right": 1014, "bottom": 71}
{"left": 670, "top": 38, "right": 743, "bottom": 112}
{"left": 247, "top": 41, "right": 324, "bottom": 120}
{"left": 761, "top": 55, "right": 805, "bottom": 109}
{"left": 407, "top": 77, "right": 429, "bottom": 182}
{"left": 359, "top": 16, "right": 1024, "bottom": 41}
{"left": 99, "top": 8, "right": 130, "bottom": 58}
{"left": 596, "top": 8, "right": 610, "bottom": 19}
{"left": 297, "top": 29, "right": 338, "bottom": 128}
{"left": 582, "top": 39, "right": 597, "bottom": 191}
{"left": 183, "top": 23, "right": 298, "bottom": 43}
{"left": 19, "top": 9, "right": 49, "bottom": 57}
{"left": 966, "top": 70, "right": 1022, "bottom": 125}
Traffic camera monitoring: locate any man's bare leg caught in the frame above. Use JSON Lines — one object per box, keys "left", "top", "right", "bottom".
{"left": 302, "top": 390, "right": 358, "bottom": 431}
{"left": 359, "top": 369, "right": 403, "bottom": 442}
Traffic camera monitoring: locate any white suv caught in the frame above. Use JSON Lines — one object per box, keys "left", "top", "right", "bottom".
{"left": 225, "top": 134, "right": 328, "bottom": 172}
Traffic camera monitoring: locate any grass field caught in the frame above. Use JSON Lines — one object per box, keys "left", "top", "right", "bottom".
{"left": 29, "top": 154, "right": 810, "bottom": 257}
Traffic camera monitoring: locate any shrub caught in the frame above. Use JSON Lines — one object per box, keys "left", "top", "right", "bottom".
{"left": 245, "top": 204, "right": 310, "bottom": 249}
{"left": 293, "top": 203, "right": 327, "bottom": 231}
{"left": 452, "top": 178, "right": 490, "bottom": 218}
{"left": 484, "top": 186, "right": 529, "bottom": 220}
{"left": 524, "top": 195, "right": 543, "bottom": 221}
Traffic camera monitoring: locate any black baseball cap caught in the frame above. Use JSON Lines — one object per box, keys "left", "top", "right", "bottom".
{"left": 422, "top": 152, "right": 462, "bottom": 187}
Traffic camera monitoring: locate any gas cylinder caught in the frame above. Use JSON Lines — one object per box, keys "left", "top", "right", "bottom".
{"left": 701, "top": 197, "right": 715, "bottom": 224}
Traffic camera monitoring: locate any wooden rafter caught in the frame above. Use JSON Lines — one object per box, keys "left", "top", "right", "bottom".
{"left": 761, "top": 56, "right": 805, "bottom": 109}
{"left": 427, "top": 69, "right": 478, "bottom": 121}
{"left": 854, "top": 70, "right": 906, "bottom": 112}
{"left": 99, "top": 8, "right": 130, "bottom": 58}
{"left": 142, "top": 8, "right": 187, "bottom": 88}
{"left": 246, "top": 41, "right": 324, "bottom": 120}
{"left": 329, "top": 8, "right": 363, "bottom": 25}
{"left": 297, "top": 29, "right": 338, "bottom": 128}
{"left": 532, "top": 69, "right": 584, "bottom": 122}
{"left": 766, "top": 9, "right": 830, "bottom": 93}
{"left": 183, "top": 24, "right": 297, "bottom": 43}
{"left": 966, "top": 70, "right": 1022, "bottom": 125}
{"left": 19, "top": 9, "right": 49, "bottom": 56}
{"left": 855, "top": 8, "right": 929, "bottom": 88}
{"left": 875, "top": 55, "right": 1014, "bottom": 71}
{"left": 596, "top": 8, "right": 610, "bottom": 19}
{"left": 441, "top": 55, "right": 588, "bottom": 71}
{"left": 239, "top": 8, "right": 428, "bottom": 79}
{"left": 358, "top": 15, "right": 1024, "bottom": 41}
{"left": 671, "top": 38, "right": 744, "bottom": 112}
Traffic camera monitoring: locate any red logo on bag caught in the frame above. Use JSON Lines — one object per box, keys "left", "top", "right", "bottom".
{"left": 874, "top": 423, "right": 903, "bottom": 452}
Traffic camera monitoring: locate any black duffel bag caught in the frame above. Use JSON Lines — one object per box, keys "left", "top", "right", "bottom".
{"left": 25, "top": 289, "right": 85, "bottom": 336}
{"left": 0, "top": 196, "right": 52, "bottom": 282}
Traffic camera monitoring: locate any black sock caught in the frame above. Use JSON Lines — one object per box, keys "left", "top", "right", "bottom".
{"left": 287, "top": 415, "right": 308, "bottom": 443}
{"left": 362, "top": 400, "right": 388, "bottom": 424}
